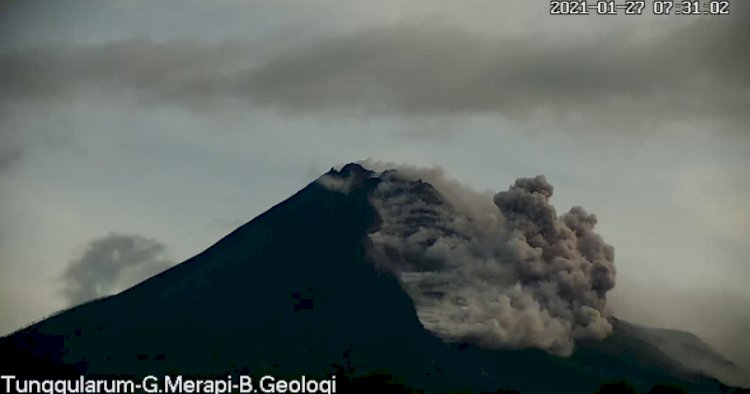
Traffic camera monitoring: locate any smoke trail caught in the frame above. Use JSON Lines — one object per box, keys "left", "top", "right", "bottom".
{"left": 62, "top": 233, "right": 174, "bottom": 305}
{"left": 363, "top": 165, "right": 616, "bottom": 356}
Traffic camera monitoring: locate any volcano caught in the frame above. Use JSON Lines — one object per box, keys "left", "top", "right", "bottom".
{"left": 0, "top": 163, "right": 745, "bottom": 393}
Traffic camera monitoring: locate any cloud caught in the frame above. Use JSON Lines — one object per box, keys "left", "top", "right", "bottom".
{"left": 0, "top": 112, "right": 27, "bottom": 172}
{"left": 0, "top": 39, "right": 254, "bottom": 108}
{"left": 0, "top": 142, "right": 23, "bottom": 172}
{"left": 61, "top": 233, "right": 174, "bottom": 305}
{"left": 356, "top": 163, "right": 615, "bottom": 356}
{"left": 1, "top": 2, "right": 747, "bottom": 134}
{"left": 247, "top": 16, "right": 748, "bottom": 133}
{"left": 0, "top": 106, "right": 81, "bottom": 173}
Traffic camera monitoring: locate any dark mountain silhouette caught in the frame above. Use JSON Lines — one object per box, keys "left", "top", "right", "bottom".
{"left": 0, "top": 163, "right": 746, "bottom": 393}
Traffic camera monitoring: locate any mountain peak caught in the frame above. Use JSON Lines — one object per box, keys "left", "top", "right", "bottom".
{"left": 1, "top": 162, "right": 743, "bottom": 393}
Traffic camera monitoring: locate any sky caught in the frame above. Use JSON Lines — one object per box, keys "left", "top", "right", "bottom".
{"left": 0, "top": 0, "right": 748, "bottom": 371}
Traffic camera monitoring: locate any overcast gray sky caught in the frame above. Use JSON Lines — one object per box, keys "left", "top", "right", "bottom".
{"left": 0, "top": 0, "right": 748, "bottom": 370}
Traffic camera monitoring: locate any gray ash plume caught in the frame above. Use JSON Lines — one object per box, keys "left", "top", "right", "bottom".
{"left": 332, "top": 164, "right": 617, "bottom": 356}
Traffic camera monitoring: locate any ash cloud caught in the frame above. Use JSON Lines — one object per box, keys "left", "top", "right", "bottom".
{"left": 316, "top": 173, "right": 358, "bottom": 194}
{"left": 61, "top": 233, "right": 174, "bottom": 305}
{"left": 365, "top": 165, "right": 615, "bottom": 356}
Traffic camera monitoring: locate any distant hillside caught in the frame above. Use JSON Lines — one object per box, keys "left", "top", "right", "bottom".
{"left": 614, "top": 318, "right": 746, "bottom": 388}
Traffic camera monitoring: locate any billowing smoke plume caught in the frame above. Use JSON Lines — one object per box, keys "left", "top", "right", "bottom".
{"left": 62, "top": 233, "right": 174, "bottom": 305}
{"left": 361, "top": 164, "right": 616, "bottom": 356}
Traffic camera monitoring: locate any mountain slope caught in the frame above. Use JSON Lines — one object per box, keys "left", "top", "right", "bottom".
{"left": 0, "top": 164, "right": 742, "bottom": 393}
{"left": 614, "top": 318, "right": 745, "bottom": 388}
